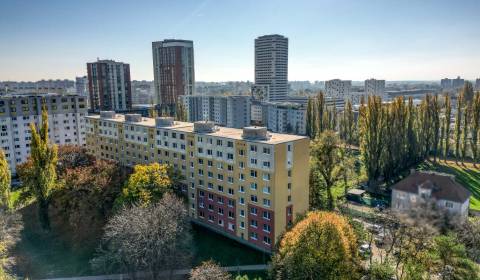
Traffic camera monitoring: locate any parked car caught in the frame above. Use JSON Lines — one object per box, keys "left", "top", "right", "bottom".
{"left": 359, "top": 243, "right": 371, "bottom": 254}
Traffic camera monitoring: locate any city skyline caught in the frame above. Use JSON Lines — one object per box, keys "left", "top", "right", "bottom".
{"left": 1, "top": 0, "right": 480, "bottom": 82}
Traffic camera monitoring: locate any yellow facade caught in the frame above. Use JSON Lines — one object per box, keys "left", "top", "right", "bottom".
{"left": 86, "top": 113, "right": 309, "bottom": 252}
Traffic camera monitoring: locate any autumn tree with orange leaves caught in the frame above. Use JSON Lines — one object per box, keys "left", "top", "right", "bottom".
{"left": 270, "top": 211, "right": 361, "bottom": 280}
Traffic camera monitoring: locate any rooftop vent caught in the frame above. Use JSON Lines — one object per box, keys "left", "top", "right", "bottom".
{"left": 155, "top": 117, "right": 174, "bottom": 127}
{"left": 242, "top": 126, "right": 270, "bottom": 140}
{"left": 100, "top": 111, "right": 116, "bottom": 119}
{"left": 125, "top": 114, "right": 142, "bottom": 122}
{"left": 194, "top": 121, "right": 217, "bottom": 133}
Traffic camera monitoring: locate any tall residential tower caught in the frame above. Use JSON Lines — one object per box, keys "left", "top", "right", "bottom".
{"left": 254, "top": 35, "right": 288, "bottom": 102}
{"left": 152, "top": 40, "right": 195, "bottom": 112}
{"left": 87, "top": 59, "right": 132, "bottom": 112}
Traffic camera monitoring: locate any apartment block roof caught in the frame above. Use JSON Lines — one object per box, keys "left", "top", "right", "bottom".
{"left": 87, "top": 114, "right": 307, "bottom": 144}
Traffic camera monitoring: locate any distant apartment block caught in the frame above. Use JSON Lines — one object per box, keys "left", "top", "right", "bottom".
{"left": 441, "top": 76, "right": 465, "bottom": 90}
{"left": 182, "top": 95, "right": 251, "bottom": 129}
{"left": 475, "top": 78, "right": 480, "bottom": 90}
{"left": 254, "top": 35, "right": 288, "bottom": 102}
{"left": 87, "top": 59, "right": 132, "bottom": 112}
{"left": 364, "top": 79, "right": 385, "bottom": 97}
{"left": 152, "top": 40, "right": 195, "bottom": 111}
{"left": 286, "top": 95, "right": 345, "bottom": 110}
{"left": 265, "top": 102, "right": 306, "bottom": 135}
{"left": 0, "top": 93, "right": 87, "bottom": 173}
{"left": 75, "top": 76, "right": 88, "bottom": 96}
{"left": 85, "top": 113, "right": 309, "bottom": 252}
{"left": 0, "top": 80, "right": 75, "bottom": 94}
{"left": 131, "top": 80, "right": 154, "bottom": 105}
{"left": 325, "top": 79, "right": 352, "bottom": 99}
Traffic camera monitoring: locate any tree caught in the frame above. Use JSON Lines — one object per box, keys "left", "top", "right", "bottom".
{"left": 17, "top": 106, "right": 58, "bottom": 230}
{"left": 458, "top": 217, "right": 480, "bottom": 263}
{"left": 431, "top": 95, "right": 441, "bottom": 162}
{"left": 470, "top": 92, "right": 480, "bottom": 165}
{"left": 115, "top": 163, "right": 173, "bottom": 207}
{"left": 454, "top": 93, "right": 463, "bottom": 161}
{"left": 430, "top": 234, "right": 479, "bottom": 280}
{"left": 316, "top": 91, "right": 325, "bottom": 134}
{"left": 444, "top": 94, "right": 452, "bottom": 160}
{"left": 343, "top": 100, "right": 355, "bottom": 147}
{"left": 92, "top": 193, "right": 192, "bottom": 280}
{"left": 52, "top": 159, "right": 130, "bottom": 249}
{"left": 359, "top": 96, "right": 386, "bottom": 186}
{"left": 0, "top": 149, "right": 11, "bottom": 210}
{"left": 271, "top": 211, "right": 360, "bottom": 280}
{"left": 306, "top": 98, "right": 314, "bottom": 138}
{"left": 310, "top": 131, "right": 344, "bottom": 210}
{"left": 189, "top": 261, "right": 231, "bottom": 280}
{"left": 0, "top": 211, "right": 22, "bottom": 279}
{"left": 461, "top": 103, "right": 470, "bottom": 161}
{"left": 56, "top": 145, "right": 95, "bottom": 176}
{"left": 367, "top": 261, "right": 395, "bottom": 280}
{"left": 461, "top": 81, "right": 475, "bottom": 103}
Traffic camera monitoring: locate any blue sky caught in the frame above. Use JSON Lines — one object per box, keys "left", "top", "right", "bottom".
{"left": 1, "top": 0, "right": 479, "bottom": 82}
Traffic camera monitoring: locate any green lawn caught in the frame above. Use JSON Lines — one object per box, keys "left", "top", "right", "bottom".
{"left": 417, "top": 160, "right": 480, "bottom": 211}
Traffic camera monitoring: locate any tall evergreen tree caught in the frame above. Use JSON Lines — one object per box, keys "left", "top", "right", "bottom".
{"left": 344, "top": 100, "right": 355, "bottom": 147}
{"left": 18, "top": 106, "right": 58, "bottom": 230}
{"left": 462, "top": 81, "right": 475, "bottom": 103}
{"left": 444, "top": 94, "right": 452, "bottom": 160}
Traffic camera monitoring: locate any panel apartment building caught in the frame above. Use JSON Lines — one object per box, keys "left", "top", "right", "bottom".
{"left": 182, "top": 95, "right": 251, "bottom": 129}
{"left": 87, "top": 59, "right": 132, "bottom": 112}
{"left": 0, "top": 93, "right": 87, "bottom": 173}
{"left": 85, "top": 112, "right": 309, "bottom": 252}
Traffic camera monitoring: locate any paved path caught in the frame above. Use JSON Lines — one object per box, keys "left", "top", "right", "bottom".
{"left": 42, "top": 264, "right": 269, "bottom": 280}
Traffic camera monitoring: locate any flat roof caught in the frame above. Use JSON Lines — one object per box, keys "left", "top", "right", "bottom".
{"left": 87, "top": 114, "right": 307, "bottom": 144}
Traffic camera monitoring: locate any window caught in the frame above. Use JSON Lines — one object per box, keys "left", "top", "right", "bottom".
{"left": 263, "top": 236, "right": 271, "bottom": 245}
{"left": 250, "top": 158, "right": 257, "bottom": 165}
{"left": 263, "top": 161, "right": 270, "bottom": 168}
{"left": 445, "top": 201, "right": 454, "bottom": 208}
{"left": 250, "top": 232, "right": 258, "bottom": 240}
{"left": 227, "top": 153, "right": 234, "bottom": 160}
{"left": 240, "top": 209, "right": 245, "bottom": 217}
{"left": 227, "top": 141, "right": 233, "bottom": 148}
{"left": 250, "top": 182, "right": 257, "bottom": 190}
{"left": 228, "top": 188, "right": 234, "bottom": 195}
{"left": 263, "top": 224, "right": 271, "bottom": 233}
{"left": 263, "top": 199, "right": 271, "bottom": 207}
{"left": 218, "top": 185, "right": 224, "bottom": 192}
{"left": 250, "top": 170, "right": 257, "bottom": 178}
{"left": 239, "top": 186, "right": 245, "bottom": 193}
{"left": 263, "top": 211, "right": 271, "bottom": 220}
{"left": 250, "top": 145, "right": 257, "bottom": 152}
{"left": 250, "top": 207, "right": 257, "bottom": 215}
{"left": 239, "top": 197, "right": 245, "bottom": 205}
{"left": 216, "top": 151, "right": 223, "bottom": 157}
{"left": 251, "top": 195, "right": 258, "bottom": 203}
{"left": 263, "top": 186, "right": 270, "bottom": 194}
{"left": 217, "top": 139, "right": 223, "bottom": 146}
{"left": 263, "top": 147, "right": 271, "bottom": 154}
{"left": 250, "top": 220, "right": 258, "bottom": 228}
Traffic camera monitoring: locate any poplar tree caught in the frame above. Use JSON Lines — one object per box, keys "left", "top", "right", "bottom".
{"left": 455, "top": 93, "right": 463, "bottom": 161}
{"left": 406, "top": 97, "right": 417, "bottom": 166}
{"left": 316, "top": 91, "right": 325, "bottom": 133}
{"left": 444, "top": 94, "right": 452, "bottom": 160}
{"left": 306, "top": 98, "right": 314, "bottom": 138}
{"left": 431, "top": 95, "right": 441, "bottom": 162}
{"left": 461, "top": 104, "right": 470, "bottom": 161}
{"left": 18, "top": 106, "right": 58, "bottom": 230}
{"left": 359, "top": 96, "right": 386, "bottom": 186}
{"left": 470, "top": 92, "right": 480, "bottom": 165}
{"left": 0, "top": 149, "right": 11, "bottom": 209}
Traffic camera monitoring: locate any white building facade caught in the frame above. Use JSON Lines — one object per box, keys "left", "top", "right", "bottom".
{"left": 325, "top": 79, "right": 352, "bottom": 99}
{"left": 364, "top": 79, "right": 385, "bottom": 98}
{"left": 0, "top": 93, "right": 87, "bottom": 173}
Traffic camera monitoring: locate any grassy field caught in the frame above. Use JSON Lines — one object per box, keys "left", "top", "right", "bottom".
{"left": 418, "top": 160, "right": 480, "bottom": 211}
